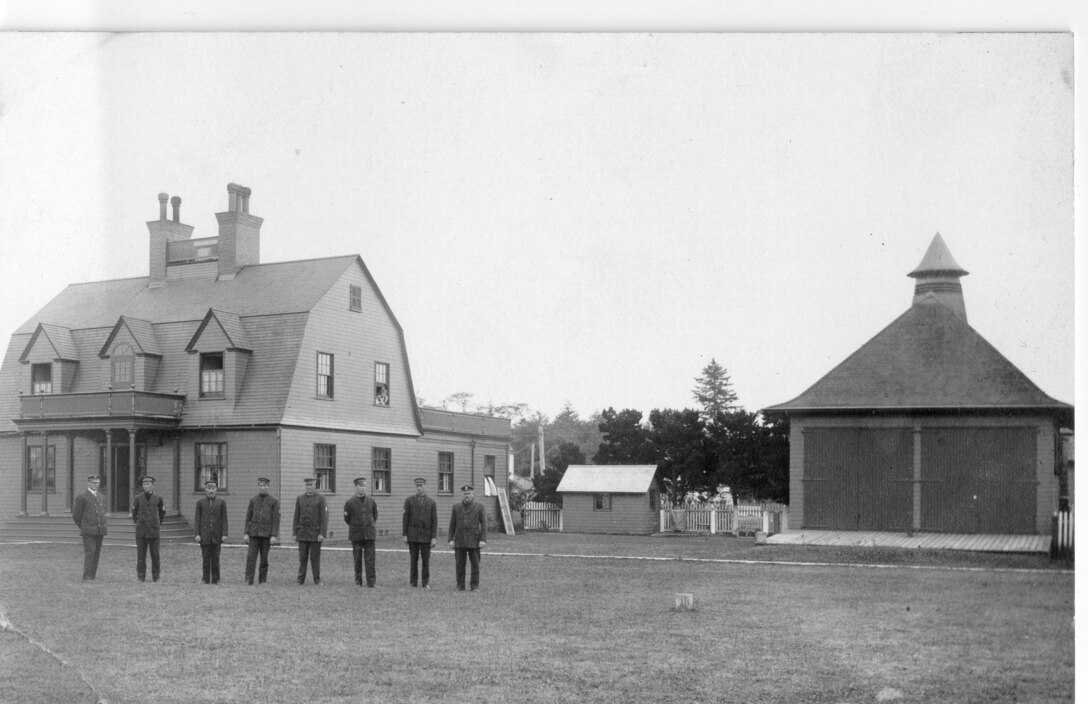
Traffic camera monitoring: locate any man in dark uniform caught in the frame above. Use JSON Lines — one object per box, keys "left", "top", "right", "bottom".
{"left": 343, "top": 477, "right": 378, "bottom": 587}
{"left": 194, "top": 481, "right": 228, "bottom": 584}
{"left": 402, "top": 477, "right": 437, "bottom": 588}
{"left": 243, "top": 477, "right": 280, "bottom": 585}
{"left": 71, "top": 475, "right": 108, "bottom": 582}
{"left": 292, "top": 477, "right": 328, "bottom": 585}
{"left": 130, "top": 475, "right": 166, "bottom": 582}
{"left": 448, "top": 485, "right": 487, "bottom": 591}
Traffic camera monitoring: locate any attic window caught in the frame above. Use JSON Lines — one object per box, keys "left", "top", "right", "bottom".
{"left": 349, "top": 284, "right": 362, "bottom": 312}
{"left": 374, "top": 362, "right": 389, "bottom": 406}
{"left": 31, "top": 363, "right": 52, "bottom": 395}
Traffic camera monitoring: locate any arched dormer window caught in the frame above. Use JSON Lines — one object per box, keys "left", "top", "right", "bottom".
{"left": 111, "top": 343, "right": 134, "bottom": 388}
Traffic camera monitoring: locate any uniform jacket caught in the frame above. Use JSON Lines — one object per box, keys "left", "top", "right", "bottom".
{"left": 448, "top": 499, "right": 487, "bottom": 548}
{"left": 130, "top": 491, "right": 165, "bottom": 539}
{"left": 402, "top": 493, "right": 438, "bottom": 543}
{"left": 293, "top": 493, "right": 329, "bottom": 541}
{"left": 195, "top": 497, "right": 228, "bottom": 544}
{"left": 343, "top": 494, "right": 378, "bottom": 542}
{"left": 245, "top": 494, "right": 281, "bottom": 538}
{"left": 72, "top": 489, "right": 108, "bottom": 537}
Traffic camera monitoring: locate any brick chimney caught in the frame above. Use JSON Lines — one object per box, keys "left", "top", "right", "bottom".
{"left": 908, "top": 232, "right": 969, "bottom": 322}
{"left": 215, "top": 183, "right": 263, "bottom": 280}
{"left": 147, "top": 192, "right": 195, "bottom": 288}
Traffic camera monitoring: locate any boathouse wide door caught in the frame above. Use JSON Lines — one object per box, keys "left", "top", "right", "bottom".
{"left": 920, "top": 427, "right": 1036, "bottom": 534}
{"left": 802, "top": 427, "right": 913, "bottom": 531}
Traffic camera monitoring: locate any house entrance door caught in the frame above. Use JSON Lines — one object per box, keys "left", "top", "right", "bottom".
{"left": 100, "top": 444, "right": 147, "bottom": 514}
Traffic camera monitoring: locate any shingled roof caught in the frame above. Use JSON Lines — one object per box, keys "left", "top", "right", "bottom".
{"left": 766, "top": 234, "right": 1071, "bottom": 419}
{"left": 14, "top": 255, "right": 360, "bottom": 334}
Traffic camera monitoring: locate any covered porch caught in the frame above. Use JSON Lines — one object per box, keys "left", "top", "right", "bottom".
{"left": 13, "top": 389, "right": 186, "bottom": 517}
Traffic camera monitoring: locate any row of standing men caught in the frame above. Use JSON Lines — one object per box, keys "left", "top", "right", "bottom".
{"left": 71, "top": 474, "right": 489, "bottom": 591}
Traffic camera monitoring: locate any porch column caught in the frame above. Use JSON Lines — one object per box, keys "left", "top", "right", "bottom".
{"left": 67, "top": 432, "right": 75, "bottom": 511}
{"left": 19, "top": 433, "right": 27, "bottom": 516}
{"left": 173, "top": 433, "right": 181, "bottom": 513}
{"left": 40, "top": 432, "right": 48, "bottom": 516}
{"left": 105, "top": 429, "right": 113, "bottom": 512}
{"left": 129, "top": 429, "right": 138, "bottom": 500}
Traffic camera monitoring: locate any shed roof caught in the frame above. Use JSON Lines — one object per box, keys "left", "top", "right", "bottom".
{"left": 557, "top": 465, "right": 658, "bottom": 494}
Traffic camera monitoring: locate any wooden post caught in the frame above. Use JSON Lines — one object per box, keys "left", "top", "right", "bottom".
{"left": 709, "top": 507, "right": 717, "bottom": 534}
{"left": 19, "top": 433, "right": 28, "bottom": 516}
{"left": 105, "top": 429, "right": 113, "bottom": 513}
{"left": 538, "top": 425, "right": 545, "bottom": 477}
{"left": 40, "top": 432, "right": 48, "bottom": 515}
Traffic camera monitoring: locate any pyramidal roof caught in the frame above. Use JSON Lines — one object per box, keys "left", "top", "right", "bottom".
{"left": 766, "top": 236, "right": 1070, "bottom": 416}
{"left": 908, "top": 232, "right": 968, "bottom": 278}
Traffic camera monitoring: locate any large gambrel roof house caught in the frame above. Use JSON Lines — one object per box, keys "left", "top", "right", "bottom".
{"left": 0, "top": 184, "right": 510, "bottom": 541}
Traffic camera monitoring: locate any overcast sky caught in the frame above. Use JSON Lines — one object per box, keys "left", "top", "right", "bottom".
{"left": 0, "top": 31, "right": 1075, "bottom": 419}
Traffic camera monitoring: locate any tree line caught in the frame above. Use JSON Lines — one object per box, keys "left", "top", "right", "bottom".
{"left": 420, "top": 358, "right": 789, "bottom": 507}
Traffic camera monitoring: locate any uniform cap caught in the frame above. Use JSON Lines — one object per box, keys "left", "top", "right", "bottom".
{"left": 303, "top": 477, "right": 316, "bottom": 484}
{"left": 204, "top": 480, "right": 218, "bottom": 488}
{"left": 414, "top": 478, "right": 426, "bottom": 485}
{"left": 141, "top": 476, "right": 156, "bottom": 484}
{"left": 353, "top": 477, "right": 367, "bottom": 487}
{"left": 257, "top": 477, "right": 270, "bottom": 485}
{"left": 87, "top": 475, "right": 100, "bottom": 482}
{"left": 460, "top": 485, "right": 474, "bottom": 492}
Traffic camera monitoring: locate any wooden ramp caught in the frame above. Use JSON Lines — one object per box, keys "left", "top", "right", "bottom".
{"left": 766, "top": 530, "right": 1049, "bottom": 553}
{"left": 485, "top": 476, "right": 516, "bottom": 536}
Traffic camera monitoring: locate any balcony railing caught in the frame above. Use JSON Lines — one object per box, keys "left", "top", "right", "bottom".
{"left": 419, "top": 408, "right": 511, "bottom": 437}
{"left": 19, "top": 390, "right": 185, "bottom": 421}
{"left": 167, "top": 237, "right": 219, "bottom": 265}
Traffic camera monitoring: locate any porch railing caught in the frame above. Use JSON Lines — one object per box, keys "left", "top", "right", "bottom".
{"left": 19, "top": 390, "right": 185, "bottom": 420}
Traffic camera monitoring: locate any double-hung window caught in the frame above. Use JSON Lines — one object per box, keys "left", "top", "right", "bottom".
{"left": 200, "top": 353, "right": 224, "bottom": 398}
{"left": 349, "top": 284, "right": 362, "bottom": 312}
{"left": 438, "top": 452, "right": 454, "bottom": 494}
{"left": 27, "top": 445, "right": 56, "bottom": 492}
{"left": 374, "top": 362, "right": 390, "bottom": 406}
{"left": 31, "top": 363, "right": 52, "bottom": 395}
{"left": 111, "top": 343, "right": 134, "bottom": 388}
{"left": 317, "top": 352, "right": 334, "bottom": 398}
{"left": 195, "top": 443, "right": 227, "bottom": 491}
{"left": 315, "top": 444, "right": 336, "bottom": 492}
{"left": 372, "top": 448, "right": 391, "bottom": 494}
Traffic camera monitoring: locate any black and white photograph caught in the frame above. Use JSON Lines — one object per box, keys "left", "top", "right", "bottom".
{"left": 0, "top": 6, "right": 1078, "bottom": 703}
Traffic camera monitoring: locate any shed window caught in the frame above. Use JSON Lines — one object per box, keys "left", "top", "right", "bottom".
{"left": 593, "top": 493, "right": 612, "bottom": 511}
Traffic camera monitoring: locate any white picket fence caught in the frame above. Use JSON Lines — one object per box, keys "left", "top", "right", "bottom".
{"left": 660, "top": 503, "right": 788, "bottom": 536}
{"left": 519, "top": 500, "right": 788, "bottom": 536}
{"left": 523, "top": 501, "right": 562, "bottom": 531}
{"left": 1051, "top": 509, "right": 1073, "bottom": 557}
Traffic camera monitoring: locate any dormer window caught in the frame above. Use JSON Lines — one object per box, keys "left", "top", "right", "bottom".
{"left": 31, "top": 363, "right": 52, "bottom": 395}
{"left": 200, "top": 353, "right": 224, "bottom": 398}
{"left": 111, "top": 343, "right": 134, "bottom": 388}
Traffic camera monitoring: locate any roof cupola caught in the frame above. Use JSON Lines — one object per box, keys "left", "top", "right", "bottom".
{"left": 908, "top": 232, "right": 968, "bottom": 321}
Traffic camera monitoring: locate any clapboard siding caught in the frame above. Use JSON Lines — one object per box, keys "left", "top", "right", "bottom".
{"left": 562, "top": 493, "right": 657, "bottom": 535}
{"left": 279, "top": 426, "right": 508, "bottom": 535}
{"left": 282, "top": 263, "right": 420, "bottom": 436}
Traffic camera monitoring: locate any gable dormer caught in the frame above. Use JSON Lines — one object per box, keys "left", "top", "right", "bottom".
{"left": 19, "top": 323, "right": 79, "bottom": 394}
{"left": 186, "top": 309, "right": 253, "bottom": 402}
{"left": 98, "top": 316, "right": 163, "bottom": 391}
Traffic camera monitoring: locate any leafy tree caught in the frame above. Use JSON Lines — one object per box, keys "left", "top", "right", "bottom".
{"left": 444, "top": 392, "right": 475, "bottom": 412}
{"left": 648, "top": 408, "right": 714, "bottom": 505}
{"left": 692, "top": 358, "right": 738, "bottom": 422}
{"left": 530, "top": 441, "right": 586, "bottom": 507}
{"left": 593, "top": 408, "right": 652, "bottom": 464}
{"left": 712, "top": 410, "right": 789, "bottom": 503}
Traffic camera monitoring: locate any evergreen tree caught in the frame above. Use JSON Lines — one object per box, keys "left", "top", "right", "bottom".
{"left": 692, "top": 358, "right": 738, "bottom": 421}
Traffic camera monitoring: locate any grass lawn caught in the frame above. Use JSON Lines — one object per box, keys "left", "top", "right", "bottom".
{"left": 0, "top": 533, "right": 1074, "bottom": 704}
